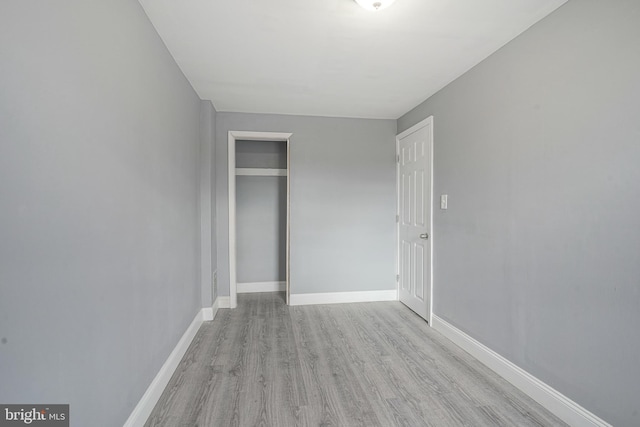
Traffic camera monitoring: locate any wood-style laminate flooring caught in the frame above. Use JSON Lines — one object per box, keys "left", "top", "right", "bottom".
{"left": 145, "top": 293, "right": 567, "bottom": 427}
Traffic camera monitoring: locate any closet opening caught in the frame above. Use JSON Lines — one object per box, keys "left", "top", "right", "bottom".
{"left": 228, "top": 131, "right": 292, "bottom": 308}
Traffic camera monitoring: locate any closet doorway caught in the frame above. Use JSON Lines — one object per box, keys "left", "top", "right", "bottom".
{"left": 228, "top": 131, "right": 292, "bottom": 308}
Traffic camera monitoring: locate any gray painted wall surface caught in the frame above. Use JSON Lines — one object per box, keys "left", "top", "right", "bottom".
{"left": 398, "top": 1, "right": 640, "bottom": 425}
{"left": 236, "top": 139, "right": 287, "bottom": 169}
{"left": 200, "top": 100, "right": 217, "bottom": 305}
{"left": 236, "top": 177, "right": 287, "bottom": 283}
{"left": 0, "top": 1, "right": 202, "bottom": 426}
{"left": 216, "top": 113, "right": 397, "bottom": 296}
{"left": 236, "top": 141, "right": 287, "bottom": 283}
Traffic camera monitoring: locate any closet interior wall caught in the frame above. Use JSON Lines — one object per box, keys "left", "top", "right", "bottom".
{"left": 235, "top": 140, "right": 287, "bottom": 293}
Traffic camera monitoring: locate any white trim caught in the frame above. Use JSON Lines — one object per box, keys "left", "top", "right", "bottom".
{"left": 395, "top": 136, "right": 400, "bottom": 316}
{"left": 216, "top": 296, "right": 231, "bottom": 309}
{"left": 202, "top": 298, "right": 222, "bottom": 321}
{"left": 228, "top": 131, "right": 292, "bottom": 310}
{"left": 431, "top": 315, "right": 612, "bottom": 427}
{"left": 289, "top": 290, "right": 398, "bottom": 306}
{"left": 235, "top": 168, "right": 287, "bottom": 176}
{"left": 123, "top": 308, "right": 208, "bottom": 427}
{"left": 202, "top": 307, "right": 214, "bottom": 321}
{"left": 229, "top": 131, "right": 293, "bottom": 141}
{"left": 210, "top": 297, "right": 220, "bottom": 319}
{"left": 237, "top": 281, "right": 286, "bottom": 293}
{"left": 228, "top": 134, "right": 236, "bottom": 309}
{"left": 286, "top": 137, "right": 290, "bottom": 305}
{"left": 395, "top": 116, "right": 434, "bottom": 325}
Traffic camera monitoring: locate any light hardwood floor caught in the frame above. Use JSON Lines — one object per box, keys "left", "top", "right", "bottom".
{"left": 145, "top": 293, "right": 567, "bottom": 426}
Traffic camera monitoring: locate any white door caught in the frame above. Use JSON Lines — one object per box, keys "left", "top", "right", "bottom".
{"left": 397, "top": 117, "right": 433, "bottom": 322}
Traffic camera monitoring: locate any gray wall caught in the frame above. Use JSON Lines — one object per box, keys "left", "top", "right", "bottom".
{"left": 236, "top": 141, "right": 287, "bottom": 284}
{"left": 200, "top": 100, "right": 217, "bottom": 305}
{"left": 236, "top": 176, "right": 287, "bottom": 283}
{"left": 216, "top": 113, "right": 397, "bottom": 296}
{"left": 236, "top": 139, "right": 287, "bottom": 169}
{"left": 398, "top": 1, "right": 640, "bottom": 425}
{"left": 0, "top": 1, "right": 203, "bottom": 426}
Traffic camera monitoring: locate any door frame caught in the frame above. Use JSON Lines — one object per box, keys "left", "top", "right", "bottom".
{"left": 396, "top": 116, "right": 434, "bottom": 325}
{"left": 228, "top": 130, "right": 293, "bottom": 309}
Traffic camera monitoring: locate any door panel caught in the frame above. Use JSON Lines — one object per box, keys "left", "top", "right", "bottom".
{"left": 402, "top": 241, "right": 411, "bottom": 292}
{"left": 402, "top": 173, "right": 411, "bottom": 224}
{"left": 415, "top": 244, "right": 424, "bottom": 299}
{"left": 397, "top": 118, "right": 432, "bottom": 321}
{"left": 416, "top": 170, "right": 425, "bottom": 227}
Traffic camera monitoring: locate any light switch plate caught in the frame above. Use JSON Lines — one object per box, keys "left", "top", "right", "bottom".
{"left": 440, "top": 194, "right": 448, "bottom": 209}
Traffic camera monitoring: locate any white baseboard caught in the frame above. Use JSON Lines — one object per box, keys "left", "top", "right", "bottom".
{"left": 289, "top": 289, "right": 397, "bottom": 306}
{"left": 202, "top": 307, "right": 213, "bottom": 321}
{"left": 123, "top": 308, "right": 209, "bottom": 427}
{"left": 237, "top": 281, "right": 286, "bottom": 293}
{"left": 216, "top": 296, "right": 230, "bottom": 309}
{"left": 431, "top": 315, "right": 611, "bottom": 427}
{"left": 210, "top": 297, "right": 220, "bottom": 319}
{"left": 202, "top": 297, "right": 222, "bottom": 321}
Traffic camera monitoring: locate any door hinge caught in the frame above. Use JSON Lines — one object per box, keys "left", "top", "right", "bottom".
{"left": 396, "top": 154, "right": 400, "bottom": 163}
{"left": 396, "top": 274, "right": 400, "bottom": 282}
{"left": 396, "top": 215, "right": 400, "bottom": 223}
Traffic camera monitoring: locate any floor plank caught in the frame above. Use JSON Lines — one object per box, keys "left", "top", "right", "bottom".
{"left": 145, "top": 293, "right": 567, "bottom": 427}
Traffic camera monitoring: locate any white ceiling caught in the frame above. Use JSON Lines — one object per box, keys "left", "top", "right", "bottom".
{"left": 138, "top": 0, "right": 567, "bottom": 119}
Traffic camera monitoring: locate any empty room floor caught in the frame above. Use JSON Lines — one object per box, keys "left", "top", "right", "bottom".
{"left": 145, "top": 293, "right": 566, "bottom": 426}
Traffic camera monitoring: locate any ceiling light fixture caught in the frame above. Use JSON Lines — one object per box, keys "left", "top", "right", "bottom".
{"left": 354, "top": 0, "right": 396, "bottom": 11}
